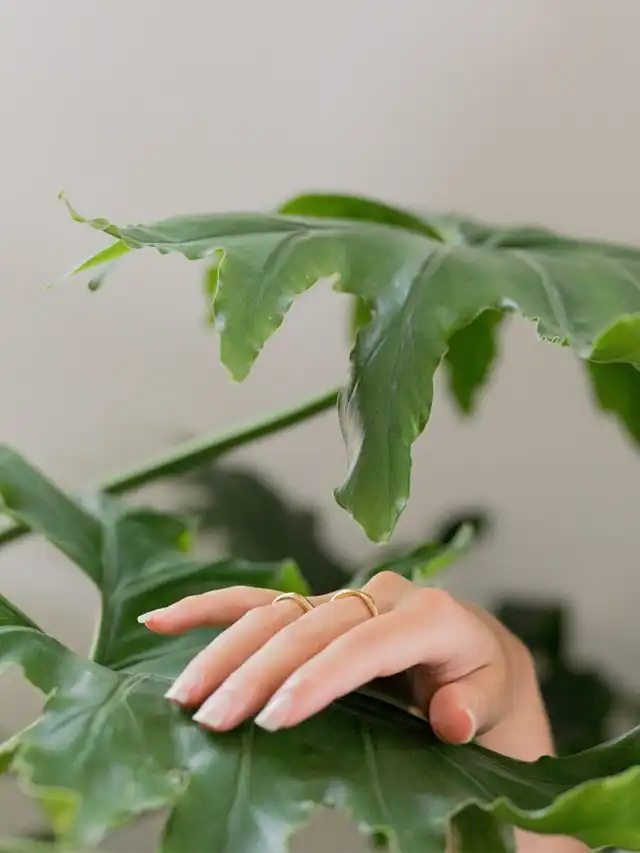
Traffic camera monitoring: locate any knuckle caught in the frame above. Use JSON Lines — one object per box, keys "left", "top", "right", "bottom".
{"left": 412, "top": 585, "right": 456, "bottom": 613}
{"left": 368, "top": 569, "right": 411, "bottom": 593}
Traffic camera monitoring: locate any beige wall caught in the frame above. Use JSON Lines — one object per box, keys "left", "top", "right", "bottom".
{"left": 1, "top": 0, "right": 639, "bottom": 844}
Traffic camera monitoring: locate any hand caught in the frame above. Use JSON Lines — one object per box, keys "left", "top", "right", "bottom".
{"left": 140, "top": 571, "right": 544, "bottom": 748}
{"left": 140, "top": 572, "right": 586, "bottom": 852}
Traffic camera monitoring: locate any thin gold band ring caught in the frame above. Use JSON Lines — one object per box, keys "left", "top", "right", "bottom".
{"left": 329, "top": 589, "right": 379, "bottom": 618}
{"left": 272, "top": 592, "right": 315, "bottom": 614}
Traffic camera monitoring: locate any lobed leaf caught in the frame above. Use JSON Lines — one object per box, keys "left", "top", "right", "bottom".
{"left": 63, "top": 194, "right": 640, "bottom": 542}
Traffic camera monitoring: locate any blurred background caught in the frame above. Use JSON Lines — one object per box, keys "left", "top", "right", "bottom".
{"left": 1, "top": 0, "right": 639, "bottom": 848}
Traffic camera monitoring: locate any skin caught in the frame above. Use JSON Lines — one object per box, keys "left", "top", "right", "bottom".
{"left": 139, "top": 571, "right": 589, "bottom": 852}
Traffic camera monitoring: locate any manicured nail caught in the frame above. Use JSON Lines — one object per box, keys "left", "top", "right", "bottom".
{"left": 137, "top": 608, "right": 164, "bottom": 624}
{"left": 193, "top": 690, "right": 236, "bottom": 729}
{"left": 461, "top": 709, "right": 477, "bottom": 743}
{"left": 165, "top": 669, "right": 202, "bottom": 703}
{"left": 255, "top": 691, "right": 293, "bottom": 732}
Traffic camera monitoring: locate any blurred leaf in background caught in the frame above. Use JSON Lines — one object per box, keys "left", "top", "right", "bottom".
{"left": 183, "top": 465, "right": 351, "bottom": 594}
{"left": 183, "top": 464, "right": 488, "bottom": 594}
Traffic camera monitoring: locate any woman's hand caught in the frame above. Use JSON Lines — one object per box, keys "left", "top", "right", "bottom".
{"left": 139, "top": 571, "right": 585, "bottom": 852}
{"left": 139, "top": 571, "right": 545, "bottom": 748}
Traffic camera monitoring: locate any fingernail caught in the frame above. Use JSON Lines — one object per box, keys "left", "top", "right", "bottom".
{"left": 461, "top": 709, "right": 477, "bottom": 743}
{"left": 255, "top": 691, "right": 293, "bottom": 732}
{"left": 165, "top": 669, "right": 202, "bottom": 703}
{"left": 193, "top": 690, "right": 236, "bottom": 729}
{"left": 137, "top": 608, "right": 164, "bottom": 624}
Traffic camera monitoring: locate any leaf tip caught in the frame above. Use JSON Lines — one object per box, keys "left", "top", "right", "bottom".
{"left": 332, "top": 486, "right": 396, "bottom": 545}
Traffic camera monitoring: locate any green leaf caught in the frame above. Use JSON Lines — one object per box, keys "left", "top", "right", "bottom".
{"left": 63, "top": 195, "right": 640, "bottom": 540}
{"left": 3, "top": 450, "right": 640, "bottom": 851}
{"left": 66, "top": 237, "right": 130, "bottom": 274}
{"left": 590, "top": 313, "right": 640, "bottom": 363}
{"left": 587, "top": 359, "right": 640, "bottom": 445}
{"left": 0, "top": 448, "right": 103, "bottom": 583}
{"left": 349, "top": 295, "right": 373, "bottom": 342}
{"left": 444, "top": 310, "right": 506, "bottom": 415}
{"left": 279, "top": 192, "right": 445, "bottom": 241}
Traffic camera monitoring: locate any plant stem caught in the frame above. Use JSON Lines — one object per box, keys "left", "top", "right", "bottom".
{"left": 0, "top": 386, "right": 339, "bottom": 549}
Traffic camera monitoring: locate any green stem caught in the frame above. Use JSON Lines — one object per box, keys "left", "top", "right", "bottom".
{"left": 0, "top": 386, "right": 339, "bottom": 549}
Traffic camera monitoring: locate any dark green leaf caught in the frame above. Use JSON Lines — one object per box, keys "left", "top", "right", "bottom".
{"left": 3, "top": 451, "right": 640, "bottom": 851}
{"left": 587, "top": 360, "right": 640, "bottom": 445}
{"left": 64, "top": 195, "right": 640, "bottom": 542}
{"left": 445, "top": 310, "right": 506, "bottom": 415}
{"left": 0, "top": 447, "right": 102, "bottom": 583}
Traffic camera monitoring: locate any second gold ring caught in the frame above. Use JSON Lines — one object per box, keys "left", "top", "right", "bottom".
{"left": 330, "top": 588, "right": 379, "bottom": 618}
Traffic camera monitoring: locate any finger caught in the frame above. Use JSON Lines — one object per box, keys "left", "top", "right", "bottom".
{"left": 192, "top": 572, "right": 409, "bottom": 731}
{"left": 251, "top": 588, "right": 496, "bottom": 731}
{"left": 164, "top": 594, "right": 317, "bottom": 706}
{"left": 137, "top": 586, "right": 280, "bottom": 633}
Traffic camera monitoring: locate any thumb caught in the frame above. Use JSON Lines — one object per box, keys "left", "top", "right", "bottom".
{"left": 428, "top": 665, "right": 506, "bottom": 745}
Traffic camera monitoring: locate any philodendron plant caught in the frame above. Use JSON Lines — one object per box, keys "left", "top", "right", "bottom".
{"left": 0, "top": 193, "right": 639, "bottom": 853}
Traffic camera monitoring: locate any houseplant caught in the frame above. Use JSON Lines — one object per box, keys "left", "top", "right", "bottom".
{"left": 0, "top": 191, "right": 639, "bottom": 852}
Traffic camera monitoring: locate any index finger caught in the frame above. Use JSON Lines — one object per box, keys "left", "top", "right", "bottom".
{"left": 137, "top": 586, "right": 282, "bottom": 633}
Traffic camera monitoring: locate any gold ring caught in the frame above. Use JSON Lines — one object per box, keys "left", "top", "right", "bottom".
{"left": 272, "top": 592, "right": 314, "bottom": 614}
{"left": 330, "top": 589, "right": 379, "bottom": 618}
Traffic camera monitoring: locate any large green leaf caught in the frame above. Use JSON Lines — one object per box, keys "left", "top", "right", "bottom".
{"left": 282, "top": 195, "right": 507, "bottom": 419}
{"left": 2, "top": 447, "right": 640, "bottom": 851}
{"left": 63, "top": 193, "right": 640, "bottom": 541}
